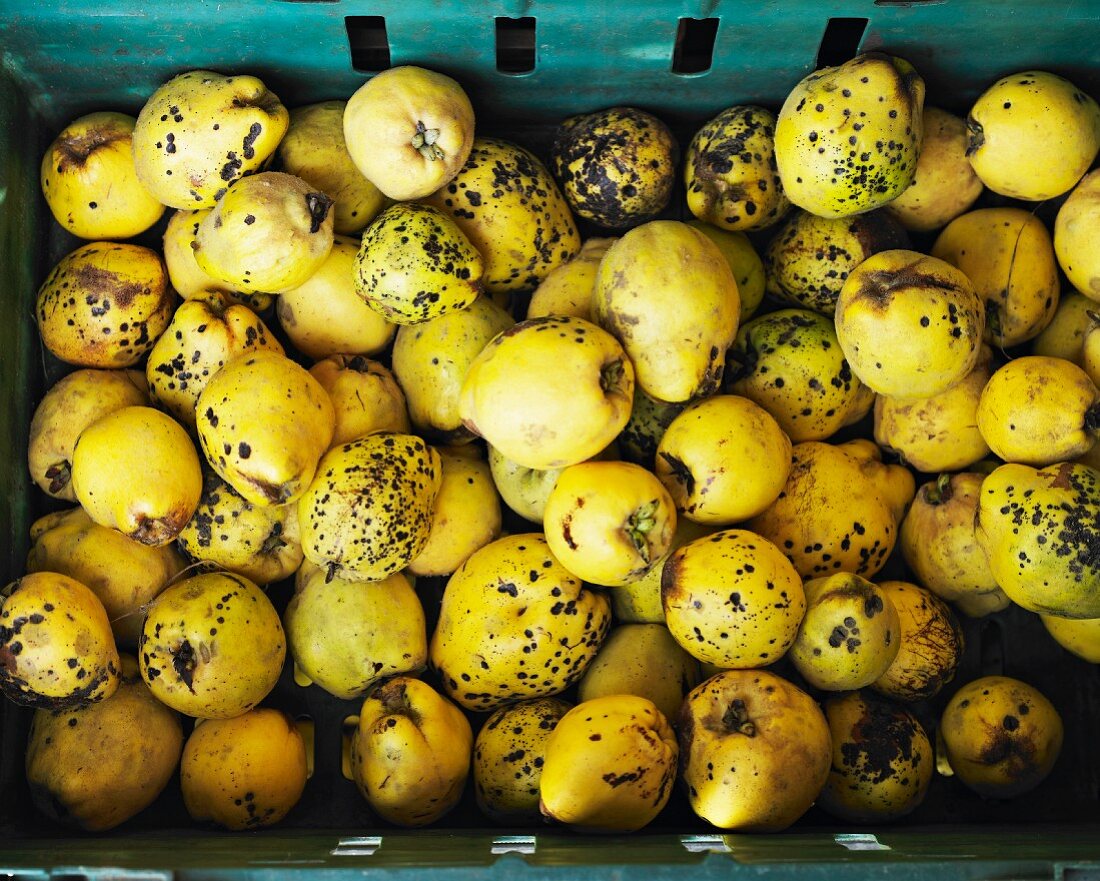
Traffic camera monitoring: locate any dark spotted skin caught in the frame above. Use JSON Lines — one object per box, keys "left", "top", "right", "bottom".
{"left": 819, "top": 691, "right": 931, "bottom": 822}
{"left": 474, "top": 697, "right": 571, "bottom": 824}
{"left": 425, "top": 138, "right": 580, "bottom": 294}
{"left": 748, "top": 442, "right": 900, "bottom": 579}
{"left": 661, "top": 528, "right": 804, "bottom": 668}
{"left": 726, "top": 308, "right": 869, "bottom": 442}
{"left": 686, "top": 105, "right": 789, "bottom": 232}
{"left": 977, "top": 462, "right": 1100, "bottom": 617}
{"left": 36, "top": 243, "right": 173, "bottom": 368}
{"left": 763, "top": 209, "right": 909, "bottom": 315}
{"left": 776, "top": 53, "right": 924, "bottom": 217}
{"left": 551, "top": 107, "right": 678, "bottom": 230}
{"left": 941, "top": 676, "right": 1062, "bottom": 798}
{"left": 177, "top": 468, "right": 302, "bottom": 585}
{"left": 146, "top": 294, "right": 281, "bottom": 427}
{"left": 0, "top": 573, "right": 119, "bottom": 710}
{"left": 430, "top": 533, "right": 611, "bottom": 712}
{"left": 355, "top": 202, "right": 483, "bottom": 324}
{"left": 300, "top": 433, "right": 441, "bottom": 582}
{"left": 139, "top": 571, "right": 284, "bottom": 717}
{"left": 133, "top": 70, "right": 288, "bottom": 209}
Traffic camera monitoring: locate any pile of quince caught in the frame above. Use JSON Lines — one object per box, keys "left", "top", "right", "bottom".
{"left": 3, "top": 53, "right": 1098, "bottom": 834}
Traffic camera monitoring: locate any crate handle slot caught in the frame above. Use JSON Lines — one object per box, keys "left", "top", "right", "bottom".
{"left": 835, "top": 833, "right": 891, "bottom": 851}
{"left": 346, "top": 16, "right": 392, "bottom": 72}
{"left": 815, "top": 17, "right": 869, "bottom": 68}
{"left": 681, "top": 834, "right": 732, "bottom": 853}
{"left": 496, "top": 17, "right": 536, "bottom": 75}
{"left": 331, "top": 836, "right": 383, "bottom": 856}
{"left": 491, "top": 835, "right": 537, "bottom": 855}
{"left": 672, "top": 17, "right": 719, "bottom": 76}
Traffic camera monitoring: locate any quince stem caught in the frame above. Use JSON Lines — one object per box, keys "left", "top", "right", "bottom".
{"left": 625, "top": 500, "right": 659, "bottom": 563}
{"left": 411, "top": 120, "right": 445, "bottom": 161}
{"left": 722, "top": 698, "right": 756, "bottom": 737}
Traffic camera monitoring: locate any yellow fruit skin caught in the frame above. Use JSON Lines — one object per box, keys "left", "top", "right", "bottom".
{"left": 900, "top": 474, "right": 1007, "bottom": 618}
{"left": 749, "top": 440, "right": 911, "bottom": 580}
{"left": 656, "top": 395, "right": 791, "bottom": 524}
{"left": 1041, "top": 614, "right": 1100, "bottom": 662}
{"left": 886, "top": 107, "right": 983, "bottom": 232}
{"left": 133, "top": 69, "right": 288, "bottom": 209}
{"left": 819, "top": 691, "right": 933, "bottom": 823}
{"left": 36, "top": 242, "right": 173, "bottom": 368}
{"left": 460, "top": 315, "right": 634, "bottom": 470}
{"left": 41, "top": 111, "right": 164, "bottom": 239}
{"left": 430, "top": 533, "right": 611, "bottom": 712}
{"left": 194, "top": 171, "right": 334, "bottom": 294}
{"left": 976, "top": 462, "right": 1100, "bottom": 618}
{"left": 544, "top": 460, "right": 676, "bottom": 587}
{"left": 197, "top": 351, "right": 335, "bottom": 507}
{"left": 940, "top": 676, "right": 1063, "bottom": 798}
{"left": 474, "top": 698, "right": 572, "bottom": 825}
{"left": 763, "top": 209, "right": 909, "bottom": 316}
{"left": 775, "top": 53, "right": 924, "bottom": 218}
{"left": 577, "top": 624, "right": 701, "bottom": 722}
{"left": 162, "top": 208, "right": 273, "bottom": 311}
{"left": 552, "top": 107, "right": 677, "bottom": 228}
{"left": 836, "top": 249, "right": 984, "bottom": 398}
{"left": 871, "top": 581, "right": 963, "bottom": 702}
{"left": 309, "top": 355, "right": 409, "bottom": 447}
{"left": 596, "top": 221, "right": 740, "bottom": 403}
{"left": 27, "top": 507, "right": 185, "bottom": 648}
{"left": 539, "top": 695, "right": 677, "bottom": 833}
{"left": 527, "top": 237, "right": 616, "bottom": 323}
{"left": 278, "top": 235, "right": 395, "bottom": 360}
{"left": 1033, "top": 292, "right": 1096, "bottom": 363}
{"left": 278, "top": 100, "right": 386, "bottom": 235}
{"left": 298, "top": 433, "right": 441, "bottom": 582}
{"left": 408, "top": 448, "right": 502, "bottom": 577}
{"left": 684, "top": 226, "right": 764, "bottom": 325}
{"left": 426, "top": 137, "right": 580, "bottom": 294}
{"left": 139, "top": 572, "right": 285, "bottom": 719}
{"left": 932, "top": 207, "right": 1059, "bottom": 347}
{"left": 727, "top": 309, "right": 872, "bottom": 443}
{"left": 976, "top": 356, "right": 1099, "bottom": 466}
{"left": 285, "top": 563, "right": 426, "bottom": 700}
{"left": 967, "top": 70, "right": 1100, "bottom": 201}
{"left": 874, "top": 345, "right": 994, "bottom": 473}
{"left": 344, "top": 66, "right": 475, "bottom": 202}
{"left": 790, "top": 573, "right": 900, "bottom": 691}
{"left": 662, "top": 528, "right": 805, "bottom": 668}
{"left": 176, "top": 471, "right": 303, "bottom": 587}
{"left": 352, "top": 676, "right": 473, "bottom": 827}
{"left": 72, "top": 405, "right": 202, "bottom": 547}
{"left": 611, "top": 519, "right": 716, "bottom": 624}
{"left": 0, "top": 572, "right": 120, "bottom": 709}
{"left": 28, "top": 368, "right": 147, "bottom": 502}
{"left": 26, "top": 656, "right": 182, "bottom": 831}
{"left": 394, "top": 295, "right": 514, "bottom": 442}
{"left": 678, "top": 669, "right": 831, "bottom": 831}
{"left": 685, "top": 106, "right": 789, "bottom": 232}
{"left": 1056, "top": 169, "right": 1100, "bottom": 300}
{"left": 182, "top": 708, "right": 307, "bottom": 830}
{"left": 147, "top": 293, "right": 283, "bottom": 429}
{"left": 355, "top": 203, "right": 483, "bottom": 325}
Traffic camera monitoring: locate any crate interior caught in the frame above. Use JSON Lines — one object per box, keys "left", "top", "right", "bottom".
{"left": 2, "top": 0, "right": 1100, "bottom": 874}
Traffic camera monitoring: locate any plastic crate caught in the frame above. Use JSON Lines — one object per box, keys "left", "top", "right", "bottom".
{"left": 1, "top": 1, "right": 1100, "bottom": 877}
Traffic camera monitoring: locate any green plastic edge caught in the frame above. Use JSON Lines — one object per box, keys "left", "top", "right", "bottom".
{"left": 1, "top": 0, "right": 1100, "bottom": 875}
{"left": 1, "top": 825, "right": 1100, "bottom": 877}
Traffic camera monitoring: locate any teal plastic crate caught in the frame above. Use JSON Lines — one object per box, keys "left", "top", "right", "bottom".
{"left": 1, "top": 1, "right": 1100, "bottom": 877}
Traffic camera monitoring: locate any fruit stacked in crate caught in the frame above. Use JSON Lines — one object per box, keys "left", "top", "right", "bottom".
{"left": 4, "top": 54, "right": 1098, "bottom": 833}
